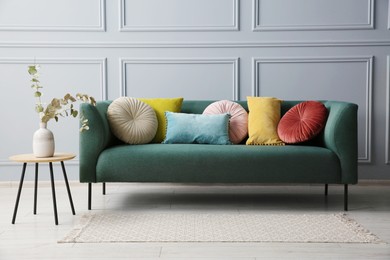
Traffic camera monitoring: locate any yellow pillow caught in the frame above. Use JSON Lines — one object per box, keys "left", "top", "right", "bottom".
{"left": 246, "top": 96, "right": 284, "bottom": 146}
{"left": 138, "top": 97, "right": 184, "bottom": 143}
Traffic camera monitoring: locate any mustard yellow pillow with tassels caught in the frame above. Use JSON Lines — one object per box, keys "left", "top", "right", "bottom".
{"left": 138, "top": 97, "right": 184, "bottom": 143}
{"left": 246, "top": 96, "right": 284, "bottom": 146}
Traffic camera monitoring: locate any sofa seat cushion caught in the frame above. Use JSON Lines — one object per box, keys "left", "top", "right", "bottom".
{"left": 96, "top": 144, "right": 341, "bottom": 184}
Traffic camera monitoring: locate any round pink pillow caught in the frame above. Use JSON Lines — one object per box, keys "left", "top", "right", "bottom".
{"left": 203, "top": 100, "right": 248, "bottom": 144}
{"left": 277, "top": 101, "right": 328, "bottom": 144}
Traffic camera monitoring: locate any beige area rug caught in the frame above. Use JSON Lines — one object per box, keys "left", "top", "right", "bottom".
{"left": 59, "top": 213, "right": 383, "bottom": 243}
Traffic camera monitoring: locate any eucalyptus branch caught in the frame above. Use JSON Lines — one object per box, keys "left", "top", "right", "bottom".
{"left": 28, "top": 65, "right": 96, "bottom": 132}
{"left": 28, "top": 65, "right": 44, "bottom": 113}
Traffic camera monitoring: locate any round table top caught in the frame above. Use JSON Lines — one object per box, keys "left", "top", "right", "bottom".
{"left": 9, "top": 153, "right": 76, "bottom": 163}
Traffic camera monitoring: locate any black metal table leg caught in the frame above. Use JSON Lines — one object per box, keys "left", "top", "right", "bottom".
{"left": 61, "top": 161, "right": 75, "bottom": 215}
{"left": 344, "top": 184, "right": 348, "bottom": 211}
{"left": 88, "top": 183, "right": 92, "bottom": 210}
{"left": 49, "top": 162, "right": 59, "bottom": 225}
{"left": 12, "top": 163, "right": 27, "bottom": 224}
{"left": 34, "top": 163, "right": 38, "bottom": 215}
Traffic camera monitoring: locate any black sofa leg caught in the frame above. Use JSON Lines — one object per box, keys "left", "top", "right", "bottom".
{"left": 344, "top": 184, "right": 348, "bottom": 211}
{"left": 88, "top": 183, "right": 92, "bottom": 210}
{"left": 324, "top": 184, "right": 328, "bottom": 196}
{"left": 103, "top": 183, "right": 106, "bottom": 195}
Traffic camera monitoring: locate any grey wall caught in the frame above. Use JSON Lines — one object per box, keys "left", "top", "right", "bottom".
{"left": 0, "top": 0, "right": 389, "bottom": 181}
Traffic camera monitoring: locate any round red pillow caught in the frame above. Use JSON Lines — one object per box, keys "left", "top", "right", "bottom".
{"left": 277, "top": 101, "right": 328, "bottom": 144}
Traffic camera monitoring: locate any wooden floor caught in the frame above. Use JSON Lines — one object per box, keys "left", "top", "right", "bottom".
{"left": 0, "top": 181, "right": 389, "bottom": 259}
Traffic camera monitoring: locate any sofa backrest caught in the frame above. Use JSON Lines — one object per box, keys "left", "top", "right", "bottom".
{"left": 98, "top": 99, "right": 310, "bottom": 115}
{"left": 181, "top": 100, "right": 306, "bottom": 115}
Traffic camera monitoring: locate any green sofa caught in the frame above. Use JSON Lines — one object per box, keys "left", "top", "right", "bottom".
{"left": 79, "top": 100, "right": 358, "bottom": 211}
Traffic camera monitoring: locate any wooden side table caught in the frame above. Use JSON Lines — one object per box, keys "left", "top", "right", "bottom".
{"left": 10, "top": 153, "right": 76, "bottom": 225}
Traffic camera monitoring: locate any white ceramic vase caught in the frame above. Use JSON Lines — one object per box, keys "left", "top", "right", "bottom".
{"left": 33, "top": 122, "right": 55, "bottom": 158}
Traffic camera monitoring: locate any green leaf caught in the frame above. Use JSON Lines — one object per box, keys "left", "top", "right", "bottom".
{"left": 80, "top": 125, "right": 89, "bottom": 132}
{"left": 28, "top": 66, "right": 37, "bottom": 75}
{"left": 35, "top": 105, "right": 44, "bottom": 113}
{"left": 72, "top": 110, "right": 78, "bottom": 117}
{"left": 34, "top": 91, "right": 41, "bottom": 97}
{"left": 69, "top": 96, "right": 76, "bottom": 102}
{"left": 31, "top": 84, "right": 42, "bottom": 89}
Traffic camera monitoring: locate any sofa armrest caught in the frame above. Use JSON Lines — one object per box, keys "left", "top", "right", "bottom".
{"left": 79, "top": 101, "right": 113, "bottom": 183}
{"left": 322, "top": 101, "right": 358, "bottom": 184}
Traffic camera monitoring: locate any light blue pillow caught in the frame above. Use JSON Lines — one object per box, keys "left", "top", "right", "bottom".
{"left": 163, "top": 112, "right": 231, "bottom": 145}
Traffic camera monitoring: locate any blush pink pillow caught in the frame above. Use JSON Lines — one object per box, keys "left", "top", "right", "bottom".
{"left": 203, "top": 100, "right": 248, "bottom": 144}
{"left": 277, "top": 101, "right": 328, "bottom": 144}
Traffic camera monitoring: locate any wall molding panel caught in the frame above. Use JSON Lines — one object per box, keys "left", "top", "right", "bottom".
{"left": 0, "top": 58, "right": 107, "bottom": 99}
{"left": 0, "top": 0, "right": 106, "bottom": 31}
{"left": 386, "top": 56, "right": 390, "bottom": 164}
{"left": 119, "top": 0, "right": 239, "bottom": 32}
{"left": 388, "top": 1, "right": 390, "bottom": 30}
{"left": 253, "top": 0, "right": 374, "bottom": 31}
{"left": 387, "top": 1, "right": 390, "bottom": 30}
{"left": 252, "top": 56, "right": 373, "bottom": 163}
{"left": 120, "top": 58, "right": 239, "bottom": 100}
{"left": 1, "top": 40, "right": 390, "bottom": 49}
